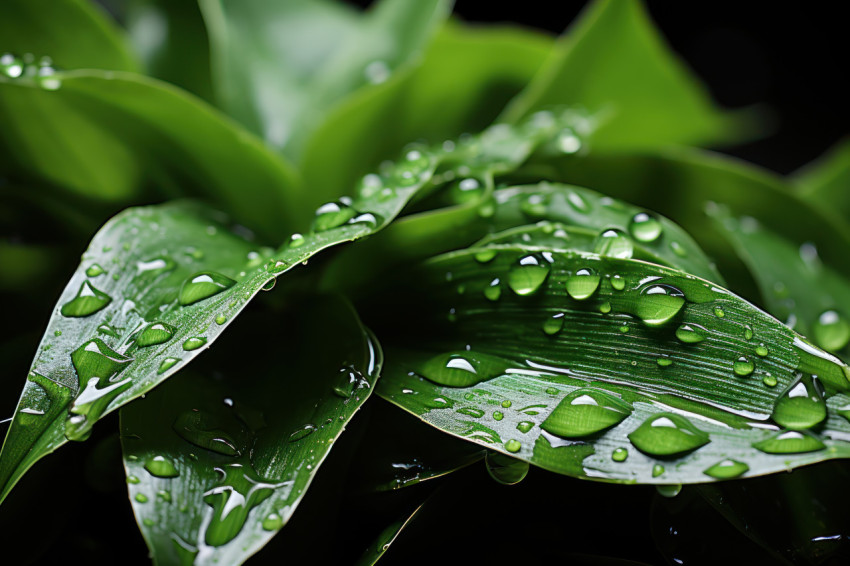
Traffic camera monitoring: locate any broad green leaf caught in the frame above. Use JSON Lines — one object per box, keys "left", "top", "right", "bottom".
{"left": 301, "top": 23, "right": 553, "bottom": 208}
{"left": 125, "top": 0, "right": 214, "bottom": 102}
{"left": 0, "top": 70, "right": 299, "bottom": 238}
{"left": 0, "top": 0, "right": 138, "bottom": 72}
{"left": 199, "top": 0, "right": 450, "bottom": 158}
{"left": 501, "top": 0, "right": 745, "bottom": 149}
{"left": 0, "top": 111, "right": 577, "bottom": 504}
{"left": 121, "top": 297, "right": 380, "bottom": 565}
{"left": 355, "top": 503, "right": 423, "bottom": 566}
{"left": 794, "top": 138, "right": 850, "bottom": 222}
{"left": 374, "top": 246, "right": 850, "bottom": 484}
{"left": 710, "top": 208, "right": 850, "bottom": 351}
{"left": 533, "top": 148, "right": 850, "bottom": 284}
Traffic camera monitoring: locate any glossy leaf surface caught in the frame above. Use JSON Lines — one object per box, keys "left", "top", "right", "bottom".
{"left": 121, "top": 298, "right": 380, "bottom": 565}
{"left": 200, "top": 0, "right": 450, "bottom": 158}
{"left": 502, "top": 0, "right": 743, "bottom": 149}
{"left": 375, "top": 246, "right": 850, "bottom": 484}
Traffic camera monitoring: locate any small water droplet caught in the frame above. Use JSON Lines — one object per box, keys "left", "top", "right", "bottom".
{"left": 127, "top": 475, "right": 140, "bottom": 484}
{"left": 178, "top": 272, "right": 235, "bottom": 306}
{"left": 676, "top": 324, "right": 706, "bottom": 344}
{"left": 714, "top": 307, "right": 725, "bottom": 318}
{"left": 135, "top": 493, "right": 149, "bottom": 504}
{"left": 516, "top": 421, "right": 534, "bottom": 434}
{"left": 656, "top": 484, "right": 682, "bottom": 498}
{"left": 611, "top": 447, "right": 628, "bottom": 462}
{"left": 744, "top": 325, "right": 754, "bottom": 340}
{"left": 417, "top": 351, "right": 508, "bottom": 387}
{"left": 262, "top": 513, "right": 284, "bottom": 531}
{"left": 484, "top": 278, "right": 502, "bottom": 301}
{"left": 652, "top": 464, "right": 665, "bottom": 477}
{"left": 85, "top": 264, "right": 105, "bottom": 277}
{"left": 628, "top": 413, "right": 709, "bottom": 457}
{"left": 733, "top": 356, "right": 754, "bottom": 377}
{"left": 182, "top": 337, "right": 207, "bottom": 351}
{"left": 703, "top": 459, "right": 749, "bottom": 479}
{"left": 158, "top": 357, "right": 180, "bottom": 374}
{"left": 485, "top": 451, "right": 529, "bottom": 485}
{"left": 61, "top": 281, "right": 112, "bottom": 317}
{"left": 670, "top": 241, "right": 687, "bottom": 257}
{"left": 501, "top": 400, "right": 512, "bottom": 408}
{"left": 611, "top": 275, "right": 626, "bottom": 291}
{"left": 504, "top": 439, "right": 522, "bottom": 453}
{"left": 215, "top": 314, "right": 227, "bottom": 325}
{"left": 543, "top": 313, "right": 565, "bottom": 335}
{"left": 566, "top": 268, "right": 600, "bottom": 300}
{"left": 144, "top": 455, "right": 179, "bottom": 478}
{"left": 755, "top": 344, "right": 768, "bottom": 357}
{"left": 474, "top": 249, "right": 497, "bottom": 263}
{"left": 763, "top": 374, "right": 777, "bottom": 387}
{"left": 657, "top": 356, "right": 672, "bottom": 368}
{"left": 288, "top": 424, "right": 317, "bottom": 442}
{"left": 173, "top": 410, "right": 241, "bottom": 456}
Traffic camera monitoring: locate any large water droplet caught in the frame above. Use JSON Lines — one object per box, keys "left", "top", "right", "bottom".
{"left": 135, "top": 322, "right": 176, "bottom": 348}
{"left": 675, "top": 324, "right": 706, "bottom": 344}
{"left": 635, "top": 285, "right": 685, "bottom": 327}
{"left": 565, "top": 268, "right": 600, "bottom": 300}
{"left": 312, "top": 200, "right": 357, "bottom": 231}
{"left": 61, "top": 281, "right": 112, "bottom": 317}
{"left": 66, "top": 373, "right": 133, "bottom": 441}
{"left": 629, "top": 213, "right": 663, "bottom": 243}
{"left": 173, "top": 410, "right": 242, "bottom": 456}
{"left": 813, "top": 310, "right": 850, "bottom": 352}
{"left": 628, "top": 413, "right": 709, "bottom": 457}
{"left": 203, "top": 464, "right": 282, "bottom": 546}
{"left": 541, "top": 389, "right": 632, "bottom": 438}
{"left": 182, "top": 337, "right": 207, "bottom": 351}
{"left": 71, "top": 338, "right": 133, "bottom": 385}
{"left": 485, "top": 451, "right": 529, "bottom": 485}
{"left": 611, "top": 447, "right": 629, "bottom": 462}
{"left": 771, "top": 374, "right": 826, "bottom": 430}
{"left": 733, "top": 356, "right": 754, "bottom": 377}
{"left": 656, "top": 484, "right": 682, "bottom": 498}
{"left": 418, "top": 352, "right": 507, "bottom": 387}
{"left": 752, "top": 430, "right": 825, "bottom": 454}
{"left": 593, "top": 229, "right": 633, "bottom": 259}
{"left": 144, "top": 455, "right": 179, "bottom": 478}
{"left": 508, "top": 254, "right": 550, "bottom": 296}
{"left": 178, "top": 272, "right": 235, "bottom": 306}
{"left": 703, "top": 459, "right": 749, "bottom": 479}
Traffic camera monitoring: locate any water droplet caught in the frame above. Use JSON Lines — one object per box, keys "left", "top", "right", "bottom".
{"left": 545, "top": 387, "right": 559, "bottom": 395}
{"left": 703, "top": 459, "right": 749, "bottom": 479}
{"left": 450, "top": 177, "right": 484, "bottom": 204}
{"left": 1, "top": 53, "right": 24, "bottom": 78}
{"left": 733, "top": 356, "right": 754, "bottom": 377}
{"left": 755, "top": 344, "right": 768, "bottom": 357}
{"left": 657, "top": 356, "right": 672, "bottom": 368}
{"left": 504, "top": 439, "right": 522, "bottom": 453}
{"left": 813, "top": 310, "right": 850, "bottom": 352}
{"left": 652, "top": 464, "right": 665, "bottom": 478}
{"left": 158, "top": 357, "right": 180, "bottom": 374}
{"left": 611, "top": 275, "right": 626, "bottom": 291}
{"left": 516, "top": 421, "right": 534, "bottom": 434}
{"left": 127, "top": 475, "right": 140, "bottom": 484}
{"left": 364, "top": 59, "right": 390, "bottom": 84}
{"left": 262, "top": 513, "right": 284, "bottom": 531}
{"left": 157, "top": 490, "right": 172, "bottom": 503}
{"left": 474, "top": 249, "right": 497, "bottom": 263}
{"left": 543, "top": 313, "right": 565, "bottom": 335}
{"left": 178, "top": 272, "right": 235, "bottom": 306}
{"left": 393, "top": 149, "right": 431, "bottom": 187}
{"left": 714, "top": 307, "right": 725, "bottom": 318}
{"left": 144, "top": 455, "right": 179, "bottom": 478}
{"left": 566, "top": 192, "right": 590, "bottom": 213}
{"left": 485, "top": 452, "right": 529, "bottom": 485}
{"left": 136, "top": 256, "right": 176, "bottom": 275}
{"left": 288, "top": 424, "right": 317, "bottom": 442}
{"left": 493, "top": 411, "right": 504, "bottom": 421}
{"left": 752, "top": 430, "right": 825, "bottom": 454}
{"left": 599, "top": 301, "right": 612, "bottom": 314}
{"left": 557, "top": 128, "right": 582, "bottom": 154}
{"left": 501, "top": 400, "right": 512, "bottom": 408}
{"left": 85, "top": 264, "right": 105, "bottom": 277}
{"left": 593, "top": 229, "right": 633, "bottom": 259}
{"left": 629, "top": 213, "right": 663, "bottom": 243}
{"left": 619, "top": 323, "right": 629, "bottom": 334}
{"left": 202, "top": 464, "right": 281, "bottom": 546}
{"left": 97, "top": 323, "right": 120, "bottom": 338}
{"left": 566, "top": 268, "right": 600, "bottom": 300}
{"left": 541, "top": 389, "right": 632, "bottom": 438}
{"left": 173, "top": 410, "right": 241, "bottom": 456}
{"left": 312, "top": 201, "right": 357, "bottom": 231}
{"left": 135, "top": 493, "right": 149, "bottom": 504}
{"left": 484, "top": 278, "right": 502, "bottom": 301}
{"left": 135, "top": 322, "right": 176, "bottom": 348}
{"left": 656, "top": 484, "right": 682, "bottom": 498}
{"left": 636, "top": 285, "right": 685, "bottom": 327}
{"left": 772, "top": 375, "right": 826, "bottom": 430}
{"left": 332, "top": 366, "right": 368, "bottom": 398}
{"left": 417, "top": 351, "right": 507, "bottom": 387}
{"left": 215, "top": 314, "right": 227, "bottom": 325}
{"left": 611, "top": 447, "right": 628, "bottom": 462}
{"left": 744, "top": 325, "right": 754, "bottom": 340}
{"left": 520, "top": 194, "right": 548, "bottom": 218}
{"left": 628, "top": 413, "right": 710, "bottom": 457}
{"left": 182, "top": 337, "right": 207, "bottom": 351}
{"left": 261, "top": 278, "right": 276, "bottom": 292}
{"left": 508, "top": 254, "right": 550, "bottom": 296}
{"left": 61, "top": 281, "right": 112, "bottom": 317}
{"left": 676, "top": 324, "right": 706, "bottom": 344}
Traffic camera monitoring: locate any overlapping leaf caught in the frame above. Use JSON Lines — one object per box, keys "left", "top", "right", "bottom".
{"left": 199, "top": 0, "right": 450, "bottom": 158}
{"left": 374, "top": 245, "right": 850, "bottom": 484}
{"left": 120, "top": 297, "right": 380, "bottom": 565}
{"left": 0, "top": 109, "right": 588, "bottom": 504}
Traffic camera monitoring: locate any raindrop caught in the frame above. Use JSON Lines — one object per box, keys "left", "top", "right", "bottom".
{"left": 158, "top": 357, "right": 180, "bottom": 374}
{"left": 312, "top": 201, "right": 357, "bottom": 231}
{"left": 635, "top": 285, "right": 684, "bottom": 327}
{"left": 657, "top": 484, "right": 682, "bottom": 498}
{"left": 135, "top": 322, "right": 176, "bottom": 348}
{"left": 593, "top": 229, "right": 633, "bottom": 259}
{"left": 565, "top": 268, "right": 600, "bottom": 301}
{"left": 772, "top": 375, "right": 826, "bottom": 430}
{"left": 541, "top": 389, "right": 632, "bottom": 438}
{"left": 675, "top": 324, "right": 706, "bottom": 344}
{"left": 262, "top": 513, "right": 284, "bottom": 532}
{"left": 173, "top": 410, "right": 241, "bottom": 456}
{"left": 733, "top": 356, "right": 754, "bottom": 377}
{"left": 178, "top": 272, "right": 235, "bottom": 306}
{"left": 485, "top": 452, "right": 529, "bottom": 485}
{"left": 703, "top": 459, "right": 749, "bottom": 479}
{"left": 508, "top": 254, "right": 550, "bottom": 296}
{"left": 182, "top": 337, "right": 207, "bottom": 351}
{"left": 752, "top": 430, "right": 825, "bottom": 454}
{"left": 629, "top": 213, "right": 663, "bottom": 243}
{"left": 144, "top": 455, "right": 179, "bottom": 478}
{"left": 542, "top": 313, "right": 565, "bottom": 335}
{"left": 611, "top": 447, "right": 628, "bottom": 462}
{"left": 628, "top": 413, "right": 710, "bottom": 457}
{"left": 484, "top": 278, "right": 502, "bottom": 301}
{"left": 417, "top": 351, "right": 507, "bottom": 387}
{"left": 813, "top": 310, "right": 850, "bottom": 352}
{"left": 652, "top": 464, "right": 665, "bottom": 478}
{"left": 61, "top": 281, "right": 112, "bottom": 317}
{"left": 85, "top": 264, "right": 105, "bottom": 277}
{"left": 611, "top": 275, "right": 626, "bottom": 291}
{"left": 504, "top": 439, "right": 522, "bottom": 453}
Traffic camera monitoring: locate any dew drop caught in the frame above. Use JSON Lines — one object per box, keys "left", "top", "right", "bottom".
{"left": 611, "top": 447, "right": 628, "bottom": 462}
{"left": 629, "top": 213, "right": 663, "bottom": 243}
{"left": 542, "top": 313, "right": 565, "bottom": 335}
{"left": 565, "top": 268, "right": 600, "bottom": 301}
{"left": 656, "top": 484, "right": 682, "bottom": 498}
{"left": 182, "top": 337, "right": 207, "bottom": 351}
{"left": 485, "top": 451, "right": 529, "bottom": 485}
{"left": 158, "top": 357, "right": 180, "bottom": 374}
{"left": 703, "top": 459, "right": 749, "bottom": 479}
{"left": 652, "top": 464, "right": 665, "bottom": 478}
{"left": 541, "top": 389, "right": 632, "bottom": 438}
{"left": 135, "top": 322, "right": 176, "bottom": 348}
{"left": 178, "top": 272, "right": 235, "bottom": 306}
{"left": 771, "top": 375, "right": 826, "bottom": 430}
{"left": 733, "top": 356, "right": 754, "bottom": 377}
{"left": 85, "top": 264, "right": 105, "bottom": 277}
{"left": 675, "top": 324, "right": 706, "bottom": 344}
{"left": 516, "top": 421, "right": 534, "bottom": 434}
{"left": 755, "top": 344, "right": 769, "bottom": 357}
{"left": 417, "top": 351, "right": 508, "bottom": 387}
{"left": 61, "top": 281, "right": 112, "bottom": 317}
{"left": 813, "top": 310, "right": 850, "bottom": 352}
{"left": 593, "top": 229, "right": 633, "bottom": 259}
{"left": 752, "top": 430, "right": 825, "bottom": 454}
{"left": 504, "top": 439, "right": 522, "bottom": 453}
{"left": 635, "top": 285, "right": 685, "bottom": 327}
{"left": 144, "top": 455, "right": 179, "bottom": 478}
{"left": 628, "top": 413, "right": 709, "bottom": 457}
{"left": 508, "top": 254, "right": 550, "bottom": 296}
{"left": 611, "top": 275, "right": 626, "bottom": 291}
{"left": 484, "top": 278, "right": 502, "bottom": 301}
{"left": 262, "top": 513, "right": 284, "bottom": 532}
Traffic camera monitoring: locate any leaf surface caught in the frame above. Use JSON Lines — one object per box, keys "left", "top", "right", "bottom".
{"left": 374, "top": 246, "right": 850, "bottom": 484}
{"left": 121, "top": 297, "right": 380, "bottom": 565}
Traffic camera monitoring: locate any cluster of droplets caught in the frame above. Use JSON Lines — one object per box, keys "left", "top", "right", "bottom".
{"left": 1, "top": 52, "right": 61, "bottom": 90}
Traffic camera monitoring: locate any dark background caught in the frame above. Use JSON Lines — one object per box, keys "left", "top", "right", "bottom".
{"left": 448, "top": 1, "right": 850, "bottom": 174}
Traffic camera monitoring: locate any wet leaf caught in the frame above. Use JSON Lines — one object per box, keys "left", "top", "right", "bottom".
{"left": 794, "top": 137, "right": 850, "bottom": 225}
{"left": 121, "top": 297, "right": 380, "bottom": 565}
{"left": 373, "top": 245, "right": 850, "bottom": 484}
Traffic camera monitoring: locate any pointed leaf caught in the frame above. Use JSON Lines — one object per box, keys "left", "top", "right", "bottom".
{"left": 0, "top": 0, "right": 138, "bottom": 72}
{"left": 374, "top": 246, "right": 850, "bottom": 484}
{"left": 0, "top": 70, "right": 298, "bottom": 238}
{"left": 200, "top": 0, "right": 450, "bottom": 158}
{"left": 501, "top": 0, "right": 747, "bottom": 149}
{"left": 120, "top": 297, "right": 380, "bottom": 565}
{"left": 794, "top": 138, "right": 850, "bottom": 222}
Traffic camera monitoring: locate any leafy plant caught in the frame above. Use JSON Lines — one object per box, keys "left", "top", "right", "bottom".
{"left": 1, "top": 1, "right": 849, "bottom": 564}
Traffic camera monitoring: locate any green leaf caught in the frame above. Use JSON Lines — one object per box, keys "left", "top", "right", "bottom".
{"left": 0, "top": 70, "right": 299, "bottom": 238}
{"left": 794, "top": 138, "right": 850, "bottom": 221}
{"left": 0, "top": 111, "right": 577, "bottom": 504}
{"left": 355, "top": 503, "right": 423, "bottom": 566}
{"left": 0, "top": 0, "right": 138, "bottom": 72}
{"left": 501, "top": 0, "right": 746, "bottom": 149}
{"left": 125, "top": 0, "right": 215, "bottom": 102}
{"left": 300, "top": 23, "right": 553, "bottom": 208}
{"left": 120, "top": 297, "right": 380, "bottom": 565}
{"left": 374, "top": 246, "right": 850, "bottom": 484}
{"left": 710, "top": 208, "right": 850, "bottom": 352}
{"left": 199, "top": 0, "right": 450, "bottom": 158}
